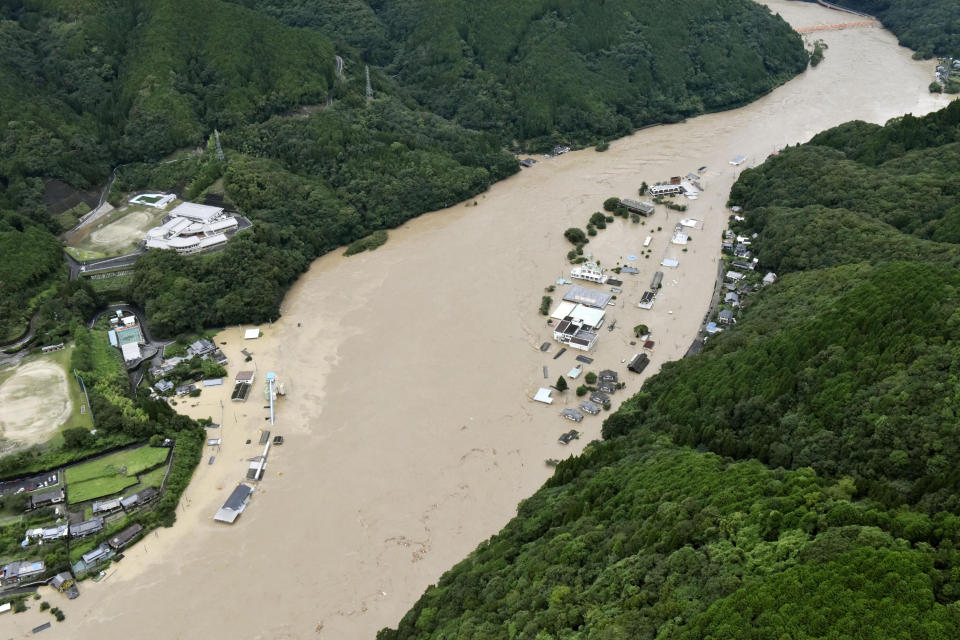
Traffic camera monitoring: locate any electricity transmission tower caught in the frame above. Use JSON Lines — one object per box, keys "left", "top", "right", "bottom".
{"left": 214, "top": 129, "right": 225, "bottom": 162}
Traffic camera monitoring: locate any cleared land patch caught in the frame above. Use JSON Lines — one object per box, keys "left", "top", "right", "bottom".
{"left": 0, "top": 359, "right": 72, "bottom": 450}
{"left": 65, "top": 446, "right": 169, "bottom": 503}
{"left": 65, "top": 202, "right": 177, "bottom": 258}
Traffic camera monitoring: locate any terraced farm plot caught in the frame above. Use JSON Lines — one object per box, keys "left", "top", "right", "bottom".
{"left": 65, "top": 446, "right": 169, "bottom": 504}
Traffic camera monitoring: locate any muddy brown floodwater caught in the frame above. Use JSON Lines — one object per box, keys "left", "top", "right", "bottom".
{"left": 12, "top": 2, "right": 952, "bottom": 638}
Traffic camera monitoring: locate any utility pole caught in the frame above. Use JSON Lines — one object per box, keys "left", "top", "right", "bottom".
{"left": 365, "top": 65, "right": 373, "bottom": 101}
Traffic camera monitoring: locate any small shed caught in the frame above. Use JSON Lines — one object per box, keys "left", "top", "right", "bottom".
{"left": 244, "top": 328, "right": 260, "bottom": 340}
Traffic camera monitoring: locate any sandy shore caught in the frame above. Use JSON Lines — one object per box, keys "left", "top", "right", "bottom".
{"left": 7, "top": 2, "right": 953, "bottom": 637}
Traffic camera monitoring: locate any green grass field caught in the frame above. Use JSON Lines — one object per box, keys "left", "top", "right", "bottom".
{"left": 68, "top": 476, "right": 139, "bottom": 503}
{"left": 137, "top": 464, "right": 168, "bottom": 489}
{"left": 65, "top": 446, "right": 169, "bottom": 504}
{"left": 85, "top": 274, "right": 133, "bottom": 293}
{"left": 45, "top": 347, "right": 95, "bottom": 434}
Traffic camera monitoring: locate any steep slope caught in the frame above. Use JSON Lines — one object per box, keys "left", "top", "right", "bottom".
{"left": 380, "top": 101, "right": 960, "bottom": 639}
{"left": 248, "top": 0, "right": 809, "bottom": 148}
{"left": 378, "top": 0, "right": 808, "bottom": 146}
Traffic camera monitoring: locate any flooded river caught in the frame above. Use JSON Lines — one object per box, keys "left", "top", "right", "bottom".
{"left": 13, "top": 2, "right": 951, "bottom": 638}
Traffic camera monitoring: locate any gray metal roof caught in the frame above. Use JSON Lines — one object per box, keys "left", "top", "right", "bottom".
{"left": 579, "top": 401, "right": 600, "bottom": 413}
{"left": 215, "top": 485, "right": 253, "bottom": 523}
{"left": 30, "top": 488, "right": 63, "bottom": 504}
{"left": 562, "top": 285, "right": 612, "bottom": 309}
{"left": 69, "top": 517, "right": 104, "bottom": 537}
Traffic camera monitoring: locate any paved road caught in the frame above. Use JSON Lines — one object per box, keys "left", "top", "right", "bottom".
{"left": 65, "top": 251, "right": 143, "bottom": 281}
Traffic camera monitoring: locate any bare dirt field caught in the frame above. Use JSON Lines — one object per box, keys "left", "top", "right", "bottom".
{"left": 0, "top": 359, "right": 72, "bottom": 450}
{"left": 65, "top": 204, "right": 171, "bottom": 258}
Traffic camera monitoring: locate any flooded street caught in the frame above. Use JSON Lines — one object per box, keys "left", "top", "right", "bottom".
{"left": 14, "top": 2, "right": 952, "bottom": 638}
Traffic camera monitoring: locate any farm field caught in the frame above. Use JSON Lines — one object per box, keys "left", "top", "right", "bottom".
{"left": 65, "top": 446, "right": 169, "bottom": 504}
{"left": 136, "top": 464, "right": 168, "bottom": 490}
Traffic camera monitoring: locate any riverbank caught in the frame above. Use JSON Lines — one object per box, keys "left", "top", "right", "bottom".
{"left": 5, "top": 1, "right": 951, "bottom": 637}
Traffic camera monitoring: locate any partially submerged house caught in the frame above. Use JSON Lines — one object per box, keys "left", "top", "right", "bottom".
{"left": 214, "top": 484, "right": 254, "bottom": 524}
{"left": 579, "top": 400, "right": 600, "bottom": 415}
{"left": 570, "top": 261, "right": 607, "bottom": 284}
{"left": 628, "top": 353, "right": 650, "bottom": 374}
{"left": 620, "top": 199, "right": 655, "bottom": 216}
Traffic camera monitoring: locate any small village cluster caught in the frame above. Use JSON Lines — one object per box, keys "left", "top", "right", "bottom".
{"left": 148, "top": 338, "right": 229, "bottom": 395}
{"left": 534, "top": 167, "right": 778, "bottom": 440}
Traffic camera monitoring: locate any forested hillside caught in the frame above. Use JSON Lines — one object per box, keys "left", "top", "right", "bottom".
{"left": 379, "top": 101, "right": 960, "bottom": 639}
{"left": 242, "top": 0, "right": 808, "bottom": 148}
{"left": 834, "top": 0, "right": 960, "bottom": 57}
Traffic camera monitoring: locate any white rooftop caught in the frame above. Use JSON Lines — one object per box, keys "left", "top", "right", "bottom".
{"left": 570, "top": 304, "right": 605, "bottom": 329}
{"left": 550, "top": 301, "right": 577, "bottom": 321}
{"left": 121, "top": 342, "right": 141, "bottom": 362}
{"left": 198, "top": 233, "right": 228, "bottom": 248}
{"left": 209, "top": 218, "right": 239, "bottom": 232}
{"left": 244, "top": 328, "right": 260, "bottom": 340}
{"left": 662, "top": 258, "right": 679, "bottom": 268}
{"left": 169, "top": 202, "right": 223, "bottom": 223}
{"left": 534, "top": 388, "right": 554, "bottom": 404}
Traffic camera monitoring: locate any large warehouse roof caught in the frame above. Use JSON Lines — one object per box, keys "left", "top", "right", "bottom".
{"left": 562, "top": 285, "right": 612, "bottom": 309}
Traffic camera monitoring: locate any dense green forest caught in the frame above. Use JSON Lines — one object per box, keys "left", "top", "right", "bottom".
{"left": 832, "top": 0, "right": 960, "bottom": 57}
{"left": 240, "top": 0, "right": 808, "bottom": 147}
{"left": 379, "top": 101, "right": 960, "bottom": 638}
